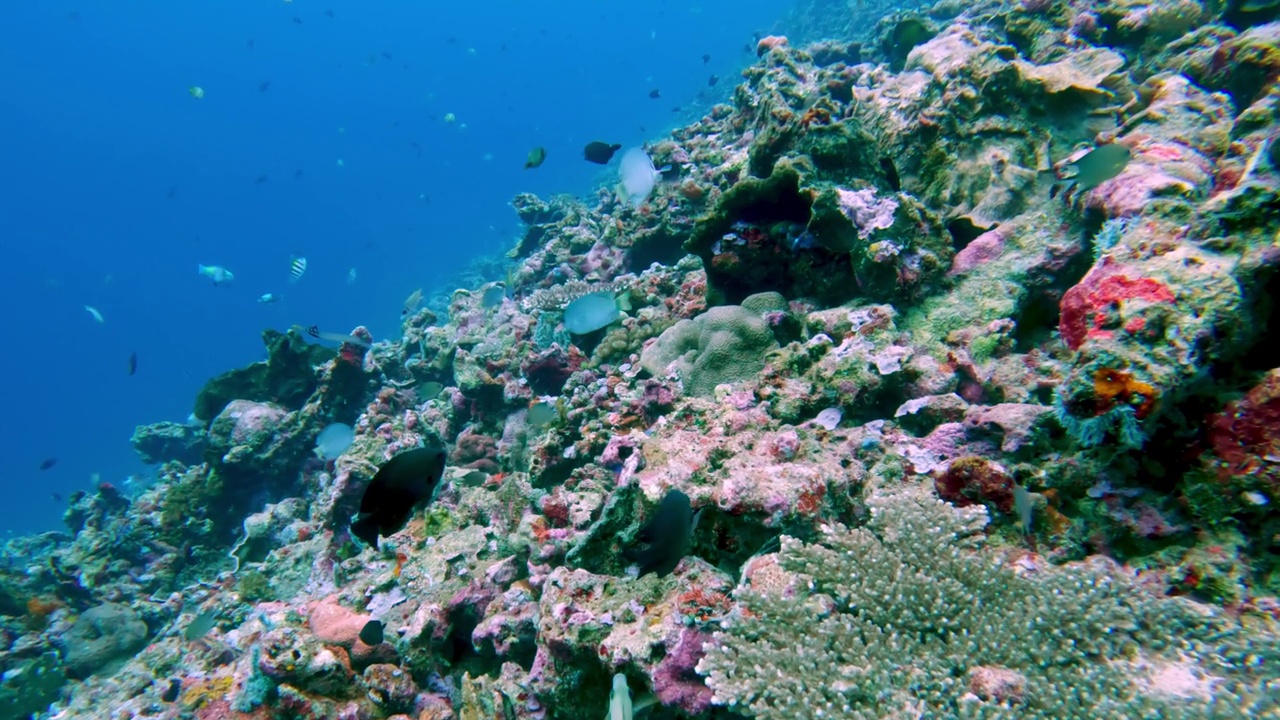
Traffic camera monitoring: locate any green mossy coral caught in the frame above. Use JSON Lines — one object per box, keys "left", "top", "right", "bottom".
{"left": 193, "top": 328, "right": 334, "bottom": 422}
{"left": 639, "top": 293, "right": 788, "bottom": 397}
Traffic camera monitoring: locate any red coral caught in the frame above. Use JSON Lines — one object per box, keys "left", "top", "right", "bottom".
{"left": 1059, "top": 270, "right": 1175, "bottom": 350}
{"left": 1206, "top": 368, "right": 1280, "bottom": 479}
{"left": 934, "top": 456, "right": 1015, "bottom": 513}
{"left": 451, "top": 428, "right": 499, "bottom": 473}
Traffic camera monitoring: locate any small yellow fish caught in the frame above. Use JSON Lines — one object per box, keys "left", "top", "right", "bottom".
{"left": 188, "top": 86, "right": 204, "bottom": 99}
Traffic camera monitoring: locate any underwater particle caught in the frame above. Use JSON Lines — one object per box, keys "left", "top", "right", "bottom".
{"left": 814, "top": 407, "right": 842, "bottom": 430}
{"left": 258, "top": 80, "right": 271, "bottom": 92}
{"left": 128, "top": 351, "right": 137, "bottom": 376}
{"left": 336, "top": 158, "right": 345, "bottom": 167}
{"left": 623, "top": 488, "right": 693, "bottom": 577}
{"left": 524, "top": 147, "right": 547, "bottom": 169}
{"left": 183, "top": 608, "right": 218, "bottom": 641}
{"left": 648, "top": 88, "right": 661, "bottom": 99}
{"left": 197, "top": 264, "right": 234, "bottom": 285}
{"left": 619, "top": 147, "right": 663, "bottom": 207}
{"left": 562, "top": 291, "right": 620, "bottom": 334}
{"left": 257, "top": 293, "right": 281, "bottom": 304}
{"left": 443, "top": 112, "right": 456, "bottom": 123}
{"left": 349, "top": 445, "right": 448, "bottom": 549}
{"left": 314, "top": 423, "right": 355, "bottom": 460}
{"left": 84, "top": 305, "right": 104, "bottom": 323}
{"left": 347, "top": 267, "right": 358, "bottom": 284}
{"left": 188, "top": 86, "right": 204, "bottom": 99}
{"left": 583, "top": 141, "right": 622, "bottom": 164}
{"left": 402, "top": 288, "right": 423, "bottom": 317}
{"left": 358, "top": 619, "right": 384, "bottom": 645}
{"left": 289, "top": 256, "right": 307, "bottom": 283}
{"left": 38, "top": 458, "right": 57, "bottom": 471}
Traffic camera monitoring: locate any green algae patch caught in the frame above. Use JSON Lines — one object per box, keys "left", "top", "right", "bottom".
{"left": 194, "top": 328, "right": 335, "bottom": 422}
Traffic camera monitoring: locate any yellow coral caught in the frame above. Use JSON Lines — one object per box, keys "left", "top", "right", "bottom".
{"left": 180, "top": 674, "right": 234, "bottom": 709}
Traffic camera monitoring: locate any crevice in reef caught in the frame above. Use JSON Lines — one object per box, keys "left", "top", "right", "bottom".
{"left": 946, "top": 217, "right": 991, "bottom": 253}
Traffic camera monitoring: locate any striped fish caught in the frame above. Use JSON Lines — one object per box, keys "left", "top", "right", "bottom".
{"left": 347, "top": 267, "right": 358, "bottom": 284}
{"left": 289, "top": 256, "right": 308, "bottom": 283}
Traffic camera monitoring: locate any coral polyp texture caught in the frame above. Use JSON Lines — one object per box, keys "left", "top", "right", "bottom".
{"left": 4, "top": 0, "right": 1280, "bottom": 718}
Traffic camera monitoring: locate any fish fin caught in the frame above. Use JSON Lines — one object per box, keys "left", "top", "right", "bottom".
{"left": 350, "top": 515, "right": 380, "bottom": 549}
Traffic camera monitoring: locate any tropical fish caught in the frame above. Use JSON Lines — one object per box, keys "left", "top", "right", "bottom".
{"left": 349, "top": 445, "right": 448, "bottom": 549}
{"left": 39, "top": 458, "right": 57, "bottom": 471}
{"left": 420, "top": 381, "right": 444, "bottom": 400}
{"left": 289, "top": 256, "right": 308, "bottom": 283}
{"left": 1053, "top": 143, "right": 1131, "bottom": 202}
{"left": 359, "top": 619, "right": 384, "bottom": 646}
{"left": 648, "top": 89, "right": 661, "bottom": 99}
{"left": 623, "top": 489, "right": 693, "bottom": 577}
{"left": 481, "top": 284, "right": 506, "bottom": 308}
{"left": 127, "top": 351, "right": 138, "bottom": 376}
{"left": 563, "top": 292, "right": 620, "bottom": 334}
{"left": 1013, "top": 485, "right": 1034, "bottom": 535}
{"left": 402, "top": 288, "right": 423, "bottom": 317}
{"left": 84, "top": 305, "right": 104, "bottom": 323}
{"left": 618, "top": 148, "right": 665, "bottom": 208}
{"left": 525, "top": 147, "right": 547, "bottom": 169}
{"left": 314, "top": 423, "right": 355, "bottom": 460}
{"left": 443, "top": 113, "right": 457, "bottom": 123}
{"left": 701, "top": 53, "right": 711, "bottom": 63}
{"left": 708, "top": 74, "right": 719, "bottom": 87}
{"left": 188, "top": 86, "right": 204, "bottom": 99}
{"left": 305, "top": 325, "right": 371, "bottom": 349}
{"left": 198, "top": 264, "right": 234, "bottom": 285}
{"left": 347, "top": 268, "right": 358, "bottom": 284}
{"left": 583, "top": 141, "right": 622, "bottom": 164}
{"left": 258, "top": 293, "right": 281, "bottom": 304}
{"left": 183, "top": 609, "right": 218, "bottom": 641}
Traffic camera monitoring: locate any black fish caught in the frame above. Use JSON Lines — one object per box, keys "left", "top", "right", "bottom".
{"left": 51, "top": 492, "right": 63, "bottom": 503}
{"left": 359, "top": 619, "right": 384, "bottom": 645}
{"left": 350, "top": 446, "right": 448, "bottom": 548}
{"left": 128, "top": 351, "right": 138, "bottom": 376}
{"left": 161, "top": 678, "right": 182, "bottom": 703}
{"left": 623, "top": 489, "right": 693, "bottom": 577}
{"left": 258, "top": 80, "right": 271, "bottom": 92}
{"left": 255, "top": 174, "right": 268, "bottom": 184}
{"left": 880, "top": 157, "right": 901, "bottom": 192}
{"left": 702, "top": 53, "right": 711, "bottom": 63}
{"left": 648, "top": 88, "right": 661, "bottom": 99}
{"left": 325, "top": 8, "right": 334, "bottom": 17}
{"left": 583, "top": 141, "right": 621, "bottom": 164}
{"left": 708, "top": 74, "right": 718, "bottom": 87}
{"left": 39, "top": 458, "right": 57, "bottom": 471}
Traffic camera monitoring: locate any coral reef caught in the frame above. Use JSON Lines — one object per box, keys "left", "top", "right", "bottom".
{"left": 5, "top": 0, "right": 1280, "bottom": 718}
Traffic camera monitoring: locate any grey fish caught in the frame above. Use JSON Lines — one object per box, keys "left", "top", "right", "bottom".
{"left": 623, "top": 489, "right": 693, "bottom": 577}
{"left": 350, "top": 446, "right": 448, "bottom": 549}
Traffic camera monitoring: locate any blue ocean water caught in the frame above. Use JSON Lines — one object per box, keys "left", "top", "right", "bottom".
{"left": 0, "top": 0, "right": 785, "bottom": 537}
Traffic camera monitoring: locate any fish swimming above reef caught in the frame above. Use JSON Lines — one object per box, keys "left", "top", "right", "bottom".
{"left": 648, "top": 88, "right": 661, "bottom": 99}
{"left": 402, "top": 288, "right": 423, "bottom": 317}
{"left": 583, "top": 141, "right": 621, "bottom": 164}
{"left": 359, "top": 619, "right": 384, "bottom": 645}
{"left": 618, "top": 148, "right": 666, "bottom": 208}
{"left": 128, "top": 351, "right": 138, "bottom": 376}
{"left": 39, "top": 458, "right": 57, "bottom": 471}
{"left": 289, "top": 256, "right": 308, "bottom": 283}
{"left": 258, "top": 293, "right": 281, "bottom": 304}
{"left": 525, "top": 147, "right": 547, "bottom": 169}
{"left": 305, "top": 325, "right": 371, "bottom": 349}
{"left": 350, "top": 445, "right": 448, "bottom": 549}
{"left": 1050, "top": 143, "right": 1131, "bottom": 203}
{"left": 623, "top": 489, "right": 693, "bottom": 577}
{"left": 198, "top": 264, "right": 234, "bottom": 285}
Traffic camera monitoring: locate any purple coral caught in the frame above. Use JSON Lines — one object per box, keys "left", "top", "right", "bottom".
{"left": 651, "top": 629, "right": 714, "bottom": 714}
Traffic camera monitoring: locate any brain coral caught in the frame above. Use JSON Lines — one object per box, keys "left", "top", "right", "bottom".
{"left": 640, "top": 292, "right": 787, "bottom": 396}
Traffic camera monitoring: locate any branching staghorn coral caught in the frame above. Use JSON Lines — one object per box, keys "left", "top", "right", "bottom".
{"left": 698, "top": 486, "right": 1280, "bottom": 719}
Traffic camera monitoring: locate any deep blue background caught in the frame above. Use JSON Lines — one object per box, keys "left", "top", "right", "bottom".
{"left": 0, "top": 0, "right": 789, "bottom": 536}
